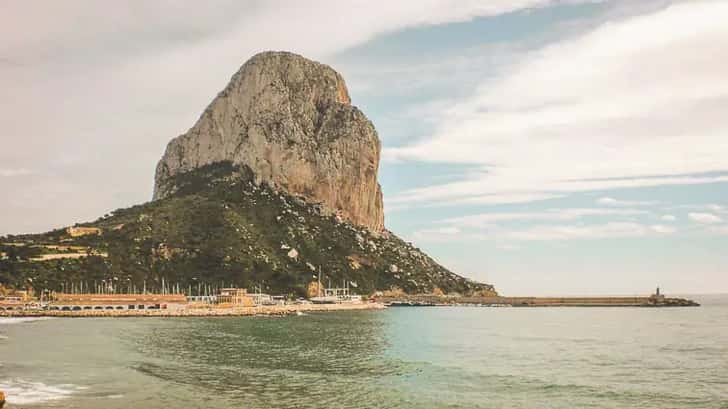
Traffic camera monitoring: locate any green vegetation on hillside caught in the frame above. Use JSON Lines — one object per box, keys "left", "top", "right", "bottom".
{"left": 0, "top": 162, "right": 495, "bottom": 297}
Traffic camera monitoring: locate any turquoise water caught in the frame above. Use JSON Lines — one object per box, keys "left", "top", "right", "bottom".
{"left": 1, "top": 296, "right": 727, "bottom": 408}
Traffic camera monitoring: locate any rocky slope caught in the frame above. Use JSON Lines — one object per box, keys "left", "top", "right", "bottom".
{"left": 154, "top": 51, "right": 384, "bottom": 231}
{"left": 1, "top": 163, "right": 495, "bottom": 297}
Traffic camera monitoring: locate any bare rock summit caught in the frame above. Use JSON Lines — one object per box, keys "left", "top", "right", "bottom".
{"left": 154, "top": 51, "right": 384, "bottom": 231}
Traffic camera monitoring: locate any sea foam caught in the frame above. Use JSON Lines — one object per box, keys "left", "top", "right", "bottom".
{"left": 0, "top": 379, "right": 80, "bottom": 404}
{"left": 0, "top": 317, "right": 54, "bottom": 325}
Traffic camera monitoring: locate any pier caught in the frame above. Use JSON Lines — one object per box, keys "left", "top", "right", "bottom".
{"left": 376, "top": 294, "right": 699, "bottom": 307}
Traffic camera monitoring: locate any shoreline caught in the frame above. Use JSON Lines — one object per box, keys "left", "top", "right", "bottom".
{"left": 0, "top": 295, "right": 701, "bottom": 318}
{"left": 0, "top": 302, "right": 386, "bottom": 318}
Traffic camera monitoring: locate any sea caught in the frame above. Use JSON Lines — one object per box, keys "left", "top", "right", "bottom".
{"left": 1, "top": 295, "right": 727, "bottom": 409}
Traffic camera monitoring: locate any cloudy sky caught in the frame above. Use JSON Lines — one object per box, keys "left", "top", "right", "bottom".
{"left": 2, "top": 0, "right": 727, "bottom": 295}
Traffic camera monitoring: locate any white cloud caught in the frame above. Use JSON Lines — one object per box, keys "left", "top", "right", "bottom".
{"left": 0, "top": 168, "right": 33, "bottom": 177}
{"left": 448, "top": 193, "right": 563, "bottom": 206}
{"left": 496, "top": 243, "right": 521, "bottom": 251}
{"left": 688, "top": 212, "right": 723, "bottom": 224}
{"left": 706, "top": 204, "right": 726, "bottom": 213}
{"left": 660, "top": 214, "right": 677, "bottom": 222}
{"left": 707, "top": 225, "right": 728, "bottom": 235}
{"left": 387, "top": 193, "right": 563, "bottom": 212}
{"left": 411, "top": 226, "right": 487, "bottom": 242}
{"left": 390, "top": 172, "right": 728, "bottom": 206}
{"left": 421, "top": 226, "right": 461, "bottom": 235}
{"left": 672, "top": 203, "right": 727, "bottom": 213}
{"left": 596, "top": 197, "right": 657, "bottom": 207}
{"left": 387, "top": 1, "right": 728, "bottom": 206}
{"left": 444, "top": 207, "right": 647, "bottom": 227}
{"left": 650, "top": 224, "right": 676, "bottom": 234}
{"left": 412, "top": 205, "right": 683, "bottom": 243}
{"left": 414, "top": 218, "right": 676, "bottom": 243}
{"left": 412, "top": 206, "right": 680, "bottom": 243}
{"left": 385, "top": 192, "right": 564, "bottom": 214}
{"left": 596, "top": 197, "right": 620, "bottom": 206}
{"left": 506, "top": 222, "right": 662, "bottom": 241}
{"left": 0, "top": 1, "right": 588, "bottom": 67}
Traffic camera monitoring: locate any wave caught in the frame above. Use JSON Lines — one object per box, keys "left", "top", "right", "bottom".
{"left": 0, "top": 379, "right": 81, "bottom": 404}
{"left": 0, "top": 317, "right": 55, "bottom": 325}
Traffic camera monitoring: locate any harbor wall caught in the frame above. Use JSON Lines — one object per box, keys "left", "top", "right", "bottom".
{"left": 376, "top": 295, "right": 699, "bottom": 307}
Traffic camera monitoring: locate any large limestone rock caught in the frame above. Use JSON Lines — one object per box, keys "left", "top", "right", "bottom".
{"left": 154, "top": 51, "right": 384, "bottom": 231}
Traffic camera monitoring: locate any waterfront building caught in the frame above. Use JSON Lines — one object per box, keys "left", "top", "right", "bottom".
{"left": 311, "top": 285, "right": 362, "bottom": 304}
{"left": 0, "top": 295, "right": 26, "bottom": 311}
{"left": 47, "top": 293, "right": 187, "bottom": 311}
{"left": 217, "top": 288, "right": 255, "bottom": 306}
{"left": 0, "top": 289, "right": 35, "bottom": 311}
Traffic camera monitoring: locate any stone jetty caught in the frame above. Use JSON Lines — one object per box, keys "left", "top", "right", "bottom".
{"left": 377, "top": 294, "right": 700, "bottom": 307}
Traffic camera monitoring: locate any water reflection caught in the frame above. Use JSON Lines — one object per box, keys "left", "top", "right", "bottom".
{"left": 125, "top": 312, "right": 406, "bottom": 407}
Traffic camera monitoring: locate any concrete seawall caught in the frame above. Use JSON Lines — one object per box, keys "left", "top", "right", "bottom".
{"left": 376, "top": 295, "right": 699, "bottom": 307}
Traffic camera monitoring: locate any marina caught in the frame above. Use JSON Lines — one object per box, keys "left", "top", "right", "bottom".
{"left": 0, "top": 278, "right": 375, "bottom": 317}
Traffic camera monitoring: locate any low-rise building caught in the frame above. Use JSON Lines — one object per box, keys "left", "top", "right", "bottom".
{"left": 66, "top": 226, "right": 102, "bottom": 237}
{"left": 0, "top": 295, "right": 26, "bottom": 311}
{"left": 48, "top": 293, "right": 187, "bottom": 311}
{"left": 217, "top": 288, "right": 255, "bottom": 307}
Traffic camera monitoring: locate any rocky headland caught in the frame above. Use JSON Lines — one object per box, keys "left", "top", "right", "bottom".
{"left": 0, "top": 51, "right": 495, "bottom": 298}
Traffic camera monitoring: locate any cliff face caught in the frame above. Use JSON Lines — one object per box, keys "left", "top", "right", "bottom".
{"left": 154, "top": 51, "right": 384, "bottom": 232}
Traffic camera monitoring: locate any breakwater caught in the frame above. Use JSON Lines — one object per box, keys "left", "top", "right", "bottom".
{"left": 377, "top": 295, "right": 699, "bottom": 307}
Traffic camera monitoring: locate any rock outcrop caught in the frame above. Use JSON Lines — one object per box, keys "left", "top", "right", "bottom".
{"left": 154, "top": 51, "right": 384, "bottom": 231}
